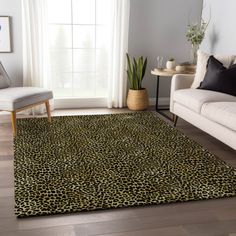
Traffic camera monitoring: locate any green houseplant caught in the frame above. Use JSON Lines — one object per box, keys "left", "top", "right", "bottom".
{"left": 186, "top": 18, "right": 209, "bottom": 64}
{"left": 126, "top": 53, "right": 149, "bottom": 111}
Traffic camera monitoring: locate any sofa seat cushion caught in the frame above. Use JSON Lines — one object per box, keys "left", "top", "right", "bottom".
{"left": 0, "top": 87, "right": 53, "bottom": 111}
{"left": 173, "top": 89, "right": 236, "bottom": 113}
{"left": 201, "top": 102, "right": 236, "bottom": 132}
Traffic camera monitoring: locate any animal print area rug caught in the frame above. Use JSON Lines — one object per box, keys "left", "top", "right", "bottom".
{"left": 14, "top": 112, "right": 236, "bottom": 217}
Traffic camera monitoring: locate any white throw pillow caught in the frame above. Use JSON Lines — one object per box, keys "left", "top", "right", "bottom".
{"left": 191, "top": 50, "right": 236, "bottom": 88}
{"left": 0, "top": 62, "right": 10, "bottom": 89}
{"left": 0, "top": 74, "right": 10, "bottom": 89}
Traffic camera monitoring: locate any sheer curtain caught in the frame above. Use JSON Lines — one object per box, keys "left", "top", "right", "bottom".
{"left": 108, "top": 0, "right": 130, "bottom": 108}
{"left": 22, "top": 0, "right": 53, "bottom": 114}
{"left": 22, "top": 0, "right": 130, "bottom": 110}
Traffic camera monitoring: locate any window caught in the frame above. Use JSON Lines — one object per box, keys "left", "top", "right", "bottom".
{"left": 47, "top": 0, "right": 112, "bottom": 99}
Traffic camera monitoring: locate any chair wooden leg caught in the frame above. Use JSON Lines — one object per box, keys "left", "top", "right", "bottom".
{"left": 173, "top": 114, "right": 179, "bottom": 127}
{"left": 11, "top": 111, "right": 17, "bottom": 136}
{"left": 45, "top": 100, "right": 52, "bottom": 122}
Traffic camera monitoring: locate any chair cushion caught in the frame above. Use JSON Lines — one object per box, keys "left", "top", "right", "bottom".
{"left": 0, "top": 87, "right": 53, "bottom": 111}
{"left": 173, "top": 89, "right": 236, "bottom": 113}
{"left": 201, "top": 102, "right": 236, "bottom": 132}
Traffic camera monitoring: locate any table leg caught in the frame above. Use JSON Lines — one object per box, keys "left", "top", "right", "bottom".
{"left": 156, "top": 75, "right": 160, "bottom": 111}
{"left": 155, "top": 75, "right": 173, "bottom": 122}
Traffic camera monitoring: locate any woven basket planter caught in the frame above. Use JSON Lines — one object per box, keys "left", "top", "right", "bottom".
{"left": 127, "top": 88, "right": 149, "bottom": 111}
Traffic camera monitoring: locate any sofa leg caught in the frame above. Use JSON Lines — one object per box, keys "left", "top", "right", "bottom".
{"left": 45, "top": 101, "right": 52, "bottom": 122}
{"left": 11, "top": 111, "right": 17, "bottom": 136}
{"left": 173, "top": 115, "right": 178, "bottom": 127}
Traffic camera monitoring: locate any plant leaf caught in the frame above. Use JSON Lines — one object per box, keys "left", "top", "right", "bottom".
{"left": 138, "top": 57, "right": 143, "bottom": 89}
{"left": 142, "top": 57, "right": 147, "bottom": 79}
{"left": 126, "top": 53, "right": 133, "bottom": 75}
{"left": 127, "top": 70, "right": 132, "bottom": 89}
{"left": 133, "top": 65, "right": 138, "bottom": 90}
{"left": 133, "top": 57, "right": 138, "bottom": 71}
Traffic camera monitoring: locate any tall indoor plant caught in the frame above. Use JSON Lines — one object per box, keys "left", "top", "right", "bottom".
{"left": 126, "top": 53, "right": 149, "bottom": 111}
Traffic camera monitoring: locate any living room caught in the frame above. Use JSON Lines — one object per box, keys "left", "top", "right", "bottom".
{"left": 0, "top": 0, "right": 236, "bottom": 235}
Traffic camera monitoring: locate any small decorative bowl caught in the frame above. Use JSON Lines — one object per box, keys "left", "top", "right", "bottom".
{"left": 175, "top": 65, "right": 186, "bottom": 73}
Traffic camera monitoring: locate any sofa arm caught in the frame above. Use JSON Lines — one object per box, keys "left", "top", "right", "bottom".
{"left": 170, "top": 74, "right": 195, "bottom": 113}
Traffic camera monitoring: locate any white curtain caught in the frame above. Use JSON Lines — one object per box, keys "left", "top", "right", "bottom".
{"left": 22, "top": 0, "right": 129, "bottom": 110}
{"left": 22, "top": 0, "right": 53, "bottom": 114}
{"left": 107, "top": 0, "right": 130, "bottom": 108}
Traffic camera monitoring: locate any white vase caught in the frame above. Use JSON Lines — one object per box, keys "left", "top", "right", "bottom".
{"left": 166, "top": 60, "right": 176, "bottom": 70}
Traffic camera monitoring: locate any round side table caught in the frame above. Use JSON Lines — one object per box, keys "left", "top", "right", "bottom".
{"left": 151, "top": 68, "right": 195, "bottom": 120}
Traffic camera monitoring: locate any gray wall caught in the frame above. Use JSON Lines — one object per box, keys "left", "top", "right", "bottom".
{"left": 201, "top": 0, "right": 236, "bottom": 54}
{"left": 0, "top": 0, "right": 23, "bottom": 87}
{"left": 128, "top": 0, "right": 203, "bottom": 99}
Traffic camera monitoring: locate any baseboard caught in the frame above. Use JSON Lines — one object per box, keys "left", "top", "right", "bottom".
{"left": 149, "top": 97, "right": 170, "bottom": 106}
{"left": 55, "top": 97, "right": 170, "bottom": 109}
{"left": 54, "top": 98, "right": 107, "bottom": 109}
{"left": 0, "top": 97, "right": 170, "bottom": 115}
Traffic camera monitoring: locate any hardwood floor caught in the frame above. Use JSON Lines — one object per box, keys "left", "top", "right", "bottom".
{"left": 0, "top": 108, "right": 236, "bottom": 236}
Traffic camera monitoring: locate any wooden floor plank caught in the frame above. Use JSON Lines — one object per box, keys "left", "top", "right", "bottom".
{"left": 18, "top": 209, "right": 136, "bottom": 231}
{"left": 75, "top": 210, "right": 217, "bottom": 236}
{"left": 1, "top": 225, "right": 77, "bottom": 236}
{"left": 95, "top": 226, "right": 188, "bottom": 236}
{"left": 183, "top": 220, "right": 236, "bottom": 236}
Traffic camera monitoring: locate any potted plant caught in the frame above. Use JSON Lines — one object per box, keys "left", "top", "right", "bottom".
{"left": 186, "top": 18, "right": 210, "bottom": 64}
{"left": 166, "top": 58, "right": 176, "bottom": 70}
{"left": 126, "top": 53, "right": 149, "bottom": 111}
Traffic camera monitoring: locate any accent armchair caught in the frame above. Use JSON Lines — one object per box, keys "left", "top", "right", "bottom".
{"left": 0, "top": 62, "right": 53, "bottom": 136}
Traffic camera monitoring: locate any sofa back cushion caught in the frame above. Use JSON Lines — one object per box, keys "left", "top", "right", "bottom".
{"left": 191, "top": 50, "right": 236, "bottom": 88}
{"left": 0, "top": 62, "right": 11, "bottom": 89}
{"left": 199, "top": 56, "right": 236, "bottom": 96}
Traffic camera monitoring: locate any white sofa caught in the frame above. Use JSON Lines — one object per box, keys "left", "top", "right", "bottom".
{"left": 170, "top": 74, "right": 236, "bottom": 150}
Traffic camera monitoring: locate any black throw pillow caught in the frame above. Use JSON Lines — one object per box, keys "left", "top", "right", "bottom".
{"left": 198, "top": 55, "right": 236, "bottom": 96}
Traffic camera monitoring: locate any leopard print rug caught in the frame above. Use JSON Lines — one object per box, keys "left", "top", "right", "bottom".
{"left": 14, "top": 112, "right": 236, "bottom": 217}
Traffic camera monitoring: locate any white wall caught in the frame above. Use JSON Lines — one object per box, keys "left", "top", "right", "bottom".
{"left": 128, "top": 0, "right": 203, "bottom": 99}
{"left": 201, "top": 0, "right": 236, "bottom": 55}
{"left": 0, "top": 0, "right": 23, "bottom": 86}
